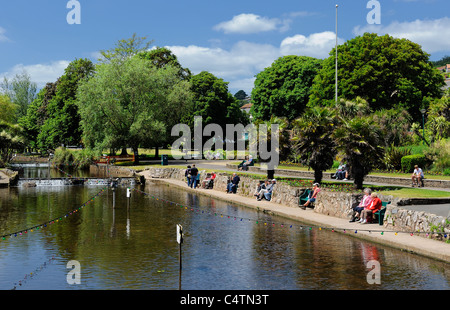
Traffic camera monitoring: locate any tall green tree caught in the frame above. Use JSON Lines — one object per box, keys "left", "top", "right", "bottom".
{"left": 0, "top": 94, "right": 17, "bottom": 124}
{"left": 183, "top": 71, "right": 248, "bottom": 130}
{"left": 19, "top": 82, "right": 58, "bottom": 151}
{"left": 251, "top": 55, "right": 323, "bottom": 122}
{"left": 333, "top": 116, "right": 384, "bottom": 190}
{"left": 37, "top": 58, "right": 95, "bottom": 150}
{"left": 309, "top": 33, "right": 444, "bottom": 122}
{"left": 291, "top": 106, "right": 337, "bottom": 184}
{"left": 1, "top": 71, "right": 37, "bottom": 121}
{"left": 76, "top": 56, "right": 192, "bottom": 164}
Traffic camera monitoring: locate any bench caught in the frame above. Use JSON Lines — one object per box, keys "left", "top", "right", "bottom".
{"left": 372, "top": 201, "right": 390, "bottom": 225}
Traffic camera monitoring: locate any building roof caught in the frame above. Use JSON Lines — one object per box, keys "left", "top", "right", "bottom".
{"left": 240, "top": 103, "right": 253, "bottom": 109}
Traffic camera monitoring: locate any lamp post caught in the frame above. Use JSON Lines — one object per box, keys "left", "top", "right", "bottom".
{"left": 420, "top": 108, "right": 427, "bottom": 145}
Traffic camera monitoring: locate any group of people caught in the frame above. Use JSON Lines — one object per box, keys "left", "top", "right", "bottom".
{"left": 253, "top": 179, "right": 276, "bottom": 201}
{"left": 349, "top": 188, "right": 382, "bottom": 224}
{"left": 185, "top": 164, "right": 217, "bottom": 189}
{"left": 333, "top": 163, "right": 349, "bottom": 180}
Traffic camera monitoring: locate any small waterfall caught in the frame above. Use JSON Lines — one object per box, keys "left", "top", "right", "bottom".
{"left": 16, "top": 177, "right": 137, "bottom": 187}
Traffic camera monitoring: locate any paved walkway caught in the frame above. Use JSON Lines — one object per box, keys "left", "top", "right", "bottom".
{"left": 138, "top": 172, "right": 450, "bottom": 263}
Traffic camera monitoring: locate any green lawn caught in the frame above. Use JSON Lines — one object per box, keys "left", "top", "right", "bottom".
{"left": 378, "top": 188, "right": 450, "bottom": 198}
{"left": 252, "top": 163, "right": 450, "bottom": 181}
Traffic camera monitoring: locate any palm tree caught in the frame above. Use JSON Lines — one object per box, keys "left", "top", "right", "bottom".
{"left": 291, "top": 106, "right": 337, "bottom": 184}
{"left": 251, "top": 116, "right": 290, "bottom": 179}
{"left": 333, "top": 115, "right": 384, "bottom": 189}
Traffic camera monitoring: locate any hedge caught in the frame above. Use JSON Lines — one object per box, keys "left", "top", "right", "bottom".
{"left": 401, "top": 154, "right": 429, "bottom": 173}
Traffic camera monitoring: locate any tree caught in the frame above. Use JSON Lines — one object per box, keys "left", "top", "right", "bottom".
{"left": 98, "top": 33, "right": 153, "bottom": 64}
{"left": 19, "top": 82, "right": 58, "bottom": 151}
{"left": 36, "top": 58, "right": 95, "bottom": 150}
{"left": 138, "top": 47, "right": 191, "bottom": 80}
{"left": 1, "top": 71, "right": 37, "bottom": 121}
{"left": 183, "top": 71, "right": 248, "bottom": 130}
{"left": 370, "top": 108, "right": 412, "bottom": 147}
{"left": 251, "top": 55, "right": 323, "bottom": 122}
{"left": 424, "top": 89, "right": 450, "bottom": 142}
{"left": 76, "top": 56, "right": 192, "bottom": 164}
{"left": 250, "top": 116, "right": 290, "bottom": 179}
{"left": 309, "top": 33, "right": 445, "bottom": 122}
{"left": 333, "top": 115, "right": 384, "bottom": 189}
{"left": 291, "top": 106, "right": 337, "bottom": 184}
{"left": 0, "top": 121, "right": 24, "bottom": 166}
{"left": 0, "top": 94, "right": 17, "bottom": 124}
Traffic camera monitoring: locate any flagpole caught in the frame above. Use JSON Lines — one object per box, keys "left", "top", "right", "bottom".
{"left": 335, "top": 4, "right": 338, "bottom": 106}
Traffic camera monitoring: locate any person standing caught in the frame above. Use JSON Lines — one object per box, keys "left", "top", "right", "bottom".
{"left": 190, "top": 164, "right": 199, "bottom": 188}
{"left": 185, "top": 165, "right": 191, "bottom": 187}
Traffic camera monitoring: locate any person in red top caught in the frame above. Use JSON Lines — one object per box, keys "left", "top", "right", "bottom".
{"left": 360, "top": 192, "right": 382, "bottom": 224}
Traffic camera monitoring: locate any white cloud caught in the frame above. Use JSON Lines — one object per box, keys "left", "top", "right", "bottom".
{"left": 167, "top": 41, "right": 280, "bottom": 80}
{"left": 280, "top": 31, "right": 344, "bottom": 59}
{"left": 0, "top": 27, "right": 9, "bottom": 42}
{"left": 0, "top": 60, "right": 70, "bottom": 88}
{"left": 353, "top": 17, "right": 450, "bottom": 53}
{"left": 213, "top": 13, "right": 282, "bottom": 34}
{"left": 167, "top": 31, "right": 340, "bottom": 94}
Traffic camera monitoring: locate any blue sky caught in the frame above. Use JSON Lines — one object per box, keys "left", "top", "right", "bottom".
{"left": 1, "top": 0, "right": 449, "bottom": 95}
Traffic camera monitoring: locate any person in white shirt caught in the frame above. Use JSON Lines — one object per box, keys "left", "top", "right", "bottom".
{"left": 411, "top": 165, "right": 424, "bottom": 187}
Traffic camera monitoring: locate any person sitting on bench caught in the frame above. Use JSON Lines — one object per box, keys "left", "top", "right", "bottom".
{"left": 256, "top": 179, "right": 276, "bottom": 201}
{"left": 254, "top": 180, "right": 268, "bottom": 197}
{"left": 300, "top": 183, "right": 320, "bottom": 209}
{"left": 359, "top": 192, "right": 382, "bottom": 224}
{"left": 349, "top": 188, "right": 372, "bottom": 222}
{"left": 202, "top": 172, "right": 216, "bottom": 189}
{"left": 411, "top": 165, "right": 424, "bottom": 187}
{"left": 226, "top": 173, "right": 240, "bottom": 194}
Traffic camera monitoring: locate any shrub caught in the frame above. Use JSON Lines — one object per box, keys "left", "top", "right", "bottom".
{"left": 423, "top": 139, "right": 450, "bottom": 173}
{"left": 383, "top": 145, "right": 411, "bottom": 171}
{"left": 401, "top": 154, "right": 430, "bottom": 172}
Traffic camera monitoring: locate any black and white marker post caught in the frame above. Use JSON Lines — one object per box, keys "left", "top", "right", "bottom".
{"left": 177, "top": 224, "right": 183, "bottom": 290}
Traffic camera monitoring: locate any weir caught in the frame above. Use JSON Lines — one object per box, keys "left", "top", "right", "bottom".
{"left": 16, "top": 177, "right": 138, "bottom": 187}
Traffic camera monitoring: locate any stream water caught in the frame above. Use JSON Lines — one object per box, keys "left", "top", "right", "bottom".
{"left": 0, "top": 168, "right": 449, "bottom": 290}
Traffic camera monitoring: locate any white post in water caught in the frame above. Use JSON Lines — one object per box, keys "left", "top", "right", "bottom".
{"left": 177, "top": 224, "right": 183, "bottom": 290}
{"left": 126, "top": 187, "right": 131, "bottom": 208}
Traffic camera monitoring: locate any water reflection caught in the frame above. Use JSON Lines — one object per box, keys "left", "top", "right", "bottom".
{"left": 0, "top": 181, "right": 449, "bottom": 290}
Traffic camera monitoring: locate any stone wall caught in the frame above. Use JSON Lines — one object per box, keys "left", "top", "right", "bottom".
{"left": 384, "top": 206, "right": 450, "bottom": 240}
{"left": 139, "top": 167, "right": 450, "bottom": 242}
{"left": 140, "top": 167, "right": 307, "bottom": 208}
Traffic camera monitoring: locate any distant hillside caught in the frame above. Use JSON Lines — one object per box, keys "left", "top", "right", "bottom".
{"left": 432, "top": 56, "right": 450, "bottom": 67}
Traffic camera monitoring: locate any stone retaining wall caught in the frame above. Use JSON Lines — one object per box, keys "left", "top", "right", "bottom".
{"left": 140, "top": 167, "right": 450, "bottom": 242}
